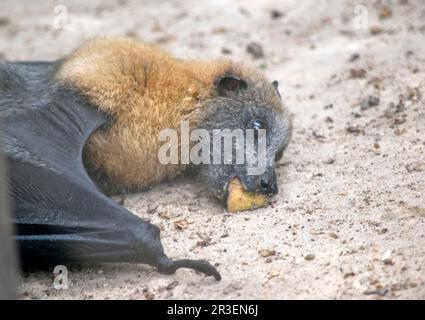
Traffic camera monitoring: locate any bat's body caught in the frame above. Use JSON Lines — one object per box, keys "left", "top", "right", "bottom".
{"left": 0, "top": 38, "right": 290, "bottom": 281}
{"left": 0, "top": 61, "right": 220, "bottom": 279}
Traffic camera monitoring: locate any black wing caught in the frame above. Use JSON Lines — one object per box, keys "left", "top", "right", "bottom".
{"left": 0, "top": 61, "right": 220, "bottom": 280}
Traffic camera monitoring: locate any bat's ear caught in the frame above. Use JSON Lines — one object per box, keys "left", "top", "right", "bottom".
{"left": 215, "top": 75, "right": 248, "bottom": 96}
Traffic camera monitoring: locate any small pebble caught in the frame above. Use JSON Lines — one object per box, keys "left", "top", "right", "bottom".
{"left": 270, "top": 9, "right": 284, "bottom": 20}
{"left": 361, "top": 95, "right": 380, "bottom": 110}
{"left": 166, "top": 281, "right": 179, "bottom": 290}
{"left": 222, "top": 47, "right": 232, "bottom": 55}
{"left": 304, "top": 253, "right": 315, "bottom": 261}
{"left": 323, "top": 158, "right": 335, "bottom": 165}
{"left": 246, "top": 42, "right": 264, "bottom": 59}
{"left": 370, "top": 26, "right": 384, "bottom": 35}
{"left": 346, "top": 125, "right": 363, "bottom": 134}
{"left": 350, "top": 68, "right": 367, "bottom": 78}
{"left": 349, "top": 53, "right": 360, "bottom": 62}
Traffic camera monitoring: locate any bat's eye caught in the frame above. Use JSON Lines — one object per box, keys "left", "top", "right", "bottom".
{"left": 253, "top": 121, "right": 262, "bottom": 130}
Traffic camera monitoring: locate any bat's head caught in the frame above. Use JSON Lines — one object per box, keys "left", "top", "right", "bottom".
{"left": 196, "top": 69, "right": 291, "bottom": 202}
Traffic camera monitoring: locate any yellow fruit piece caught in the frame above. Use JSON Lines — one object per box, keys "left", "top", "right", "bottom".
{"left": 226, "top": 178, "right": 268, "bottom": 213}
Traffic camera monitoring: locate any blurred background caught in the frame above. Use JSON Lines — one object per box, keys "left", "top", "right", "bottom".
{"left": 1, "top": 0, "right": 424, "bottom": 299}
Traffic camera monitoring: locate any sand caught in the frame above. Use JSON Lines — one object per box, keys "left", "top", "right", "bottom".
{"left": 1, "top": 0, "right": 424, "bottom": 299}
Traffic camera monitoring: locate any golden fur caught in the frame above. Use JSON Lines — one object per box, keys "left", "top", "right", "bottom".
{"left": 55, "top": 38, "right": 269, "bottom": 191}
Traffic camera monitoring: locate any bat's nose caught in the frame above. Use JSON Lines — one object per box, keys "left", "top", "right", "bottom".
{"left": 259, "top": 170, "right": 278, "bottom": 196}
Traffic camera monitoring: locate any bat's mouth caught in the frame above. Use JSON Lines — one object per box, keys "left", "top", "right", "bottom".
{"left": 222, "top": 175, "right": 273, "bottom": 200}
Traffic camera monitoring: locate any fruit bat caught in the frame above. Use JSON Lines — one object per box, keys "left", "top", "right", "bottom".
{"left": 0, "top": 38, "right": 291, "bottom": 283}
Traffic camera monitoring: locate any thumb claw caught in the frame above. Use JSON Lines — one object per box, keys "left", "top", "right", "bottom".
{"left": 156, "top": 256, "right": 221, "bottom": 281}
{"left": 175, "top": 259, "right": 222, "bottom": 281}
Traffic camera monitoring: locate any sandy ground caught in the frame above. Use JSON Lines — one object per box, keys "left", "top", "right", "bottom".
{"left": 1, "top": 0, "right": 424, "bottom": 299}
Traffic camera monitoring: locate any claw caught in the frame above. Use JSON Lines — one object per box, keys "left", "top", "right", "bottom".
{"left": 175, "top": 259, "right": 221, "bottom": 281}
{"left": 156, "top": 256, "right": 221, "bottom": 281}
